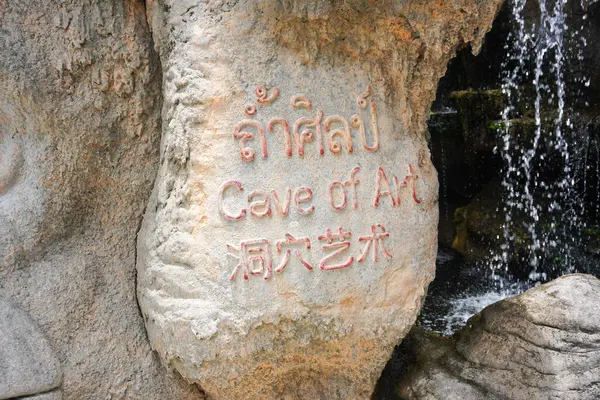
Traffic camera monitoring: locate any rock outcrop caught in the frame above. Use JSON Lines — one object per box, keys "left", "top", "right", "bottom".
{"left": 399, "top": 274, "right": 600, "bottom": 399}
{"left": 137, "top": 0, "right": 502, "bottom": 398}
{"left": 0, "top": 0, "right": 507, "bottom": 398}
{"left": 0, "top": 1, "right": 199, "bottom": 398}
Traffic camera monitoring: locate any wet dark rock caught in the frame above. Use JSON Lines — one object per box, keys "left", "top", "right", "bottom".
{"left": 449, "top": 180, "right": 529, "bottom": 263}
{"left": 583, "top": 226, "right": 600, "bottom": 255}
{"left": 450, "top": 89, "right": 505, "bottom": 153}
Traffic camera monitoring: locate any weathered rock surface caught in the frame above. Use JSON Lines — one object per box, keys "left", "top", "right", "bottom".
{"left": 399, "top": 274, "right": 600, "bottom": 400}
{"left": 0, "top": 1, "right": 199, "bottom": 398}
{"left": 0, "top": 298, "right": 61, "bottom": 399}
{"left": 137, "top": 0, "right": 502, "bottom": 398}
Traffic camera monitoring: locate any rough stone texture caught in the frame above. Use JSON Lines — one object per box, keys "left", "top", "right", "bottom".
{"left": 0, "top": 1, "right": 200, "bottom": 398}
{"left": 0, "top": 298, "right": 61, "bottom": 399}
{"left": 399, "top": 274, "right": 600, "bottom": 400}
{"left": 25, "top": 393, "right": 63, "bottom": 400}
{"left": 138, "top": 1, "right": 502, "bottom": 398}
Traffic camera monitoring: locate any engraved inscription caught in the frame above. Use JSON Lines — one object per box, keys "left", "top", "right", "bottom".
{"left": 271, "top": 188, "right": 292, "bottom": 215}
{"left": 248, "top": 190, "right": 272, "bottom": 217}
{"left": 275, "top": 233, "right": 313, "bottom": 273}
{"left": 355, "top": 85, "right": 380, "bottom": 152}
{"left": 244, "top": 104, "right": 257, "bottom": 116}
{"left": 294, "top": 111, "right": 324, "bottom": 157}
{"left": 374, "top": 167, "right": 397, "bottom": 208}
{"left": 346, "top": 166, "right": 361, "bottom": 209}
{"left": 318, "top": 227, "right": 354, "bottom": 271}
{"left": 373, "top": 164, "right": 422, "bottom": 208}
{"left": 234, "top": 87, "right": 382, "bottom": 160}
{"left": 218, "top": 180, "right": 246, "bottom": 221}
{"left": 290, "top": 95, "right": 312, "bottom": 110}
{"left": 256, "top": 86, "right": 279, "bottom": 104}
{"left": 226, "top": 224, "right": 395, "bottom": 281}
{"left": 217, "top": 85, "right": 426, "bottom": 283}
{"left": 294, "top": 186, "right": 315, "bottom": 215}
{"left": 234, "top": 120, "right": 267, "bottom": 161}
{"left": 217, "top": 164, "right": 420, "bottom": 220}
{"left": 324, "top": 115, "right": 353, "bottom": 155}
{"left": 328, "top": 181, "right": 347, "bottom": 211}
{"left": 358, "top": 224, "right": 392, "bottom": 263}
{"left": 267, "top": 118, "right": 292, "bottom": 157}
{"left": 227, "top": 239, "right": 273, "bottom": 281}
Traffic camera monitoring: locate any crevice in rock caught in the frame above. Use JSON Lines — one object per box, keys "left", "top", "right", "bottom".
{"left": 134, "top": 0, "right": 161, "bottom": 338}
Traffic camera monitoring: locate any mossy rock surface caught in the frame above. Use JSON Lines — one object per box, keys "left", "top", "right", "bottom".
{"left": 450, "top": 89, "right": 506, "bottom": 151}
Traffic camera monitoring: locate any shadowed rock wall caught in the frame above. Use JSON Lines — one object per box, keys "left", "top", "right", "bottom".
{"left": 0, "top": 1, "right": 200, "bottom": 398}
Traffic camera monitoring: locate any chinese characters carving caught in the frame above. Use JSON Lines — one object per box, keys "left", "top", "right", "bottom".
{"left": 227, "top": 239, "right": 273, "bottom": 281}
{"left": 318, "top": 227, "right": 354, "bottom": 270}
{"left": 275, "top": 233, "right": 313, "bottom": 273}
{"left": 228, "top": 225, "right": 392, "bottom": 281}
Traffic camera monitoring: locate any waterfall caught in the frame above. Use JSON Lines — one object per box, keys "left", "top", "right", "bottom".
{"left": 492, "top": 0, "right": 597, "bottom": 284}
{"left": 420, "top": 0, "right": 599, "bottom": 334}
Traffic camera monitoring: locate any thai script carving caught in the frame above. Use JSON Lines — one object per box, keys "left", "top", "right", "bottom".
{"left": 324, "top": 115, "right": 353, "bottom": 155}
{"left": 256, "top": 86, "right": 279, "bottom": 104}
{"left": 234, "top": 120, "right": 267, "bottom": 161}
{"left": 293, "top": 111, "right": 324, "bottom": 157}
{"left": 234, "top": 86, "right": 383, "bottom": 160}
{"left": 267, "top": 118, "right": 292, "bottom": 157}
{"left": 244, "top": 104, "right": 257, "bottom": 116}
{"left": 290, "top": 95, "right": 312, "bottom": 110}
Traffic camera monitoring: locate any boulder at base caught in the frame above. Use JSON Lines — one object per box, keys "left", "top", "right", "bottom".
{"left": 399, "top": 274, "right": 600, "bottom": 400}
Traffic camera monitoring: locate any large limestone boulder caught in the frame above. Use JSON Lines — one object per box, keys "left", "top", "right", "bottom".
{"left": 0, "top": 1, "right": 199, "bottom": 398}
{"left": 138, "top": 0, "right": 502, "bottom": 398}
{"left": 399, "top": 274, "right": 600, "bottom": 399}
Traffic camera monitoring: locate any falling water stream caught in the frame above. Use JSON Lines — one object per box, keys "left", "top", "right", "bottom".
{"left": 496, "top": 0, "right": 576, "bottom": 278}
{"left": 420, "top": 0, "right": 600, "bottom": 335}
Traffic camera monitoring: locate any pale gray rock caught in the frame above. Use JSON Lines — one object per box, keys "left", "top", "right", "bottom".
{"left": 138, "top": 0, "right": 502, "bottom": 398}
{"left": 399, "top": 274, "right": 600, "bottom": 400}
{"left": 0, "top": 1, "right": 200, "bottom": 399}
{"left": 24, "top": 393, "right": 62, "bottom": 400}
{"left": 0, "top": 298, "right": 61, "bottom": 399}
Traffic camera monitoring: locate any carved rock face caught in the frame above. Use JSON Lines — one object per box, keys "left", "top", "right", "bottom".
{"left": 138, "top": 0, "right": 502, "bottom": 397}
